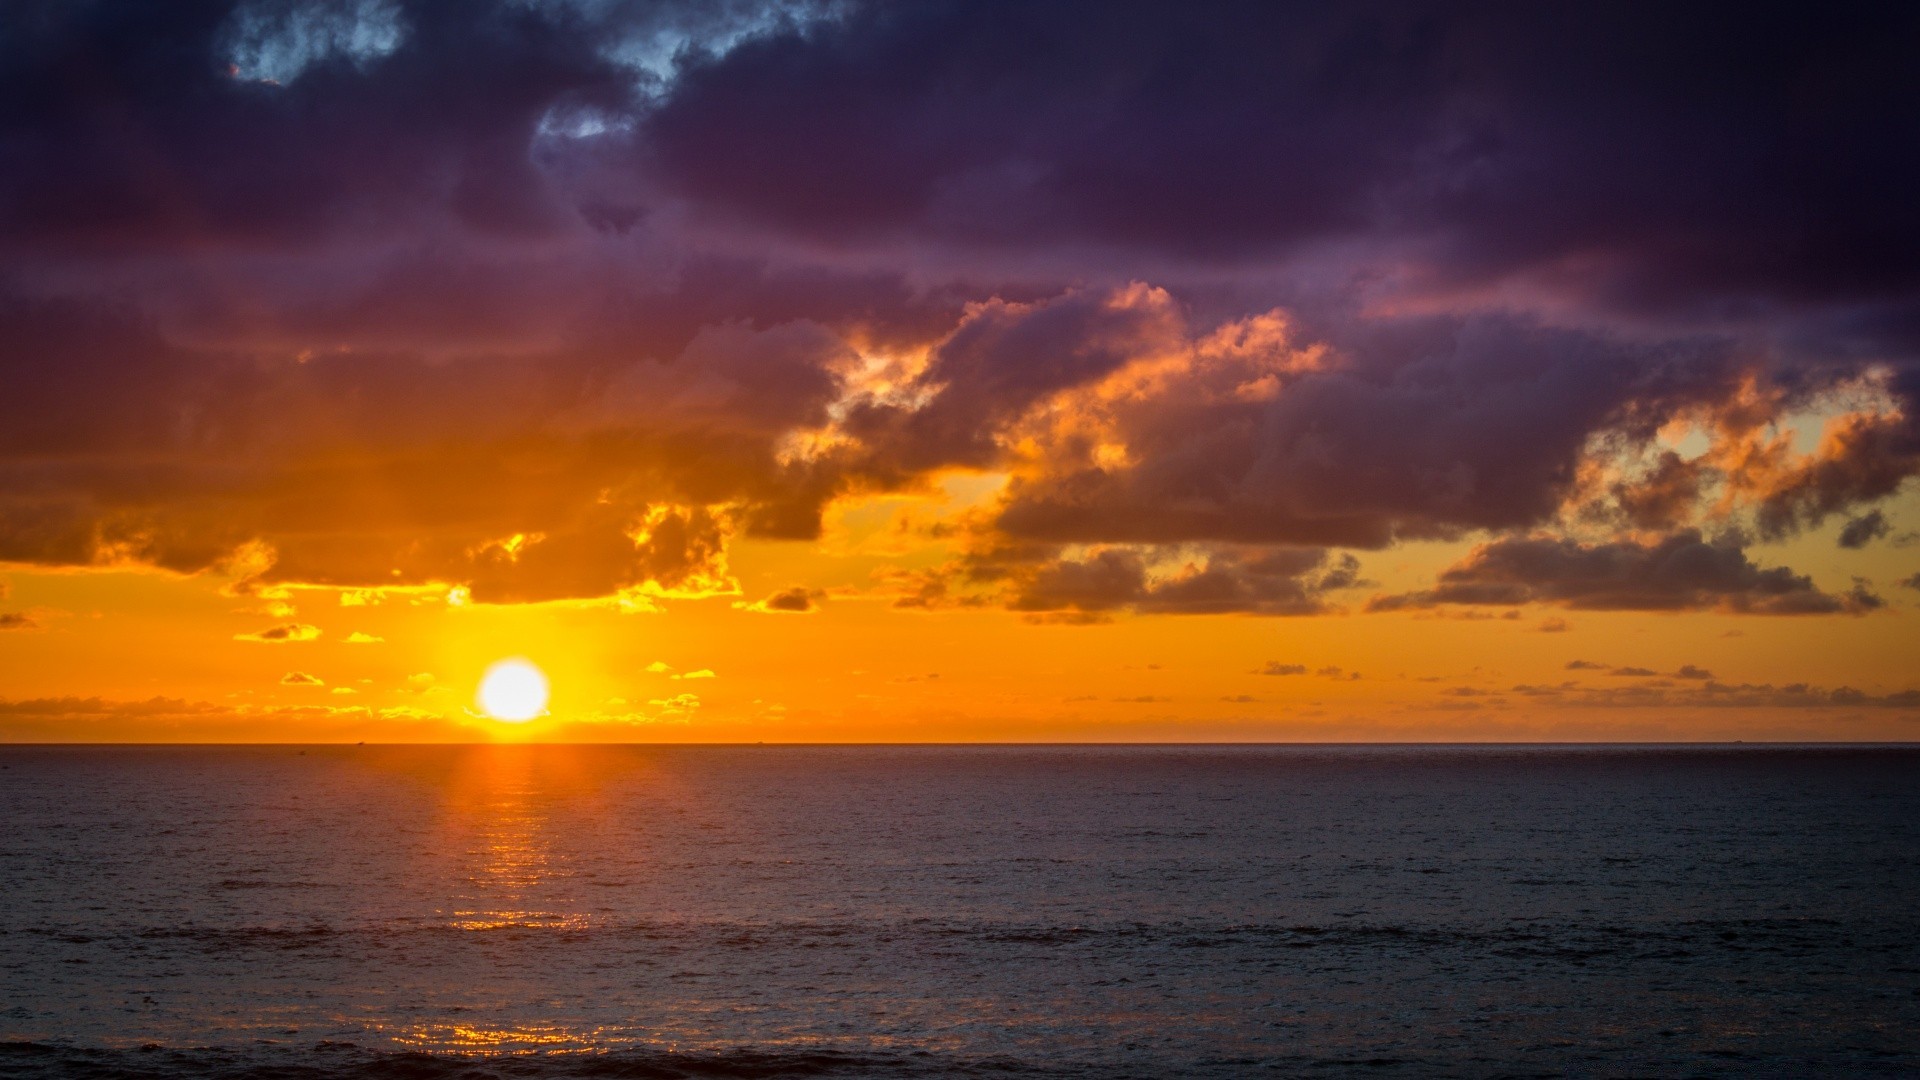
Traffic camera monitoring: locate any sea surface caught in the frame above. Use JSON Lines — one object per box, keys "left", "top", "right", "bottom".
{"left": 1, "top": 744, "right": 1917, "bottom": 1078}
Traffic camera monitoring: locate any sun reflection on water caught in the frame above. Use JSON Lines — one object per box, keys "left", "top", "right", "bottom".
{"left": 389, "top": 1022, "right": 608, "bottom": 1052}
{"left": 436, "top": 748, "right": 601, "bottom": 932}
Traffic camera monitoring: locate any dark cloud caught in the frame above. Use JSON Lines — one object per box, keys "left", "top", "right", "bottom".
{"left": 1, "top": 0, "right": 1917, "bottom": 609}
{"left": 1674, "top": 665, "right": 1715, "bottom": 680}
{"left": 742, "top": 585, "right": 823, "bottom": 613}
{"left": 236, "top": 622, "right": 321, "bottom": 642}
{"left": 1752, "top": 414, "right": 1919, "bottom": 540}
{"left": 0, "top": 612, "right": 38, "bottom": 630}
{"left": 279, "top": 671, "right": 324, "bottom": 685}
{"left": 1838, "top": 509, "right": 1891, "bottom": 549}
{"left": 1565, "top": 660, "right": 1605, "bottom": 671}
{"left": 993, "top": 311, "right": 1750, "bottom": 549}
{"left": 0, "top": 0, "right": 633, "bottom": 251}
{"left": 1004, "top": 545, "right": 1348, "bottom": 618}
{"left": 1369, "top": 531, "right": 1881, "bottom": 615}
{"left": 1255, "top": 663, "right": 1308, "bottom": 676}
{"left": 649, "top": 2, "right": 1920, "bottom": 308}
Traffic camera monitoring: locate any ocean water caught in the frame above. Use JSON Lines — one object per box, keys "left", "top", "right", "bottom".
{"left": 1, "top": 744, "right": 1916, "bottom": 1078}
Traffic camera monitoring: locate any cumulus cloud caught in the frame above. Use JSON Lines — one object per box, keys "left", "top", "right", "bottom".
{"left": 1255, "top": 663, "right": 1308, "bottom": 676}
{"left": 1369, "top": 531, "right": 1881, "bottom": 615}
{"left": 280, "top": 671, "right": 324, "bottom": 685}
{"left": 344, "top": 631, "right": 384, "bottom": 643}
{"left": 236, "top": 622, "right": 323, "bottom": 642}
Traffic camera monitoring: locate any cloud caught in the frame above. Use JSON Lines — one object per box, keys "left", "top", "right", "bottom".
{"left": 1368, "top": 531, "right": 1881, "bottom": 615}
{"left": 990, "top": 545, "right": 1357, "bottom": 619}
{"left": 1538, "top": 618, "right": 1570, "bottom": 633}
{"left": 1838, "top": 510, "right": 1892, "bottom": 549}
{"left": 737, "top": 585, "right": 823, "bottom": 613}
{"left": 280, "top": 671, "right": 324, "bottom": 685}
{"left": 0, "top": 695, "right": 452, "bottom": 740}
{"left": 1255, "top": 663, "right": 1308, "bottom": 676}
{"left": 0, "top": 0, "right": 1916, "bottom": 622}
{"left": 641, "top": 692, "right": 702, "bottom": 721}
{"left": 1565, "top": 660, "right": 1606, "bottom": 671}
{"left": 1674, "top": 665, "right": 1715, "bottom": 680}
{"left": 235, "top": 623, "right": 323, "bottom": 642}
{"left": 1486, "top": 682, "right": 1920, "bottom": 711}
{"left": 671, "top": 668, "right": 715, "bottom": 680}
{"left": 645, "top": 3, "right": 1920, "bottom": 309}
{"left": 344, "top": 631, "right": 384, "bottom": 643}
{"left": 0, "top": 612, "right": 39, "bottom": 630}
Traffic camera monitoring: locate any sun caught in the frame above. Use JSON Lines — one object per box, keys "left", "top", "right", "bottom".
{"left": 476, "top": 658, "right": 549, "bottom": 722}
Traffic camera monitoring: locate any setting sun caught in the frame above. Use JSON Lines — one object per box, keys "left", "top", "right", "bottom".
{"left": 476, "top": 659, "right": 549, "bottom": 722}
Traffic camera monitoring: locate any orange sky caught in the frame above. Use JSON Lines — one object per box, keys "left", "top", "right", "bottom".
{"left": 4, "top": 470, "right": 1916, "bottom": 742}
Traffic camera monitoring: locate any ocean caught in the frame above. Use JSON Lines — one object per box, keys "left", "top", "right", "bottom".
{"left": 1, "top": 744, "right": 1916, "bottom": 1077}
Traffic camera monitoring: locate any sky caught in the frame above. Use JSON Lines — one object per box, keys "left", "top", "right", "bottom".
{"left": 1, "top": 0, "right": 1918, "bottom": 742}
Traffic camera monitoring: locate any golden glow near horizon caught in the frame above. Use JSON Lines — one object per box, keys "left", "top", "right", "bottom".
{"left": 1, "top": 481, "right": 1918, "bottom": 744}
{"left": 477, "top": 659, "right": 550, "bottom": 723}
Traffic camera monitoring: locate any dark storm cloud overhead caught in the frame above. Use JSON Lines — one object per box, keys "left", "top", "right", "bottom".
{"left": 647, "top": 2, "right": 1920, "bottom": 303}
{"left": 6, "top": 0, "right": 1917, "bottom": 336}
{"left": 1370, "top": 531, "right": 1883, "bottom": 615}
{"left": 0, "top": 0, "right": 640, "bottom": 250}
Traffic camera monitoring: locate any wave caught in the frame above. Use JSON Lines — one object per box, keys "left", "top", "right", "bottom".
{"left": 0, "top": 1042, "right": 1051, "bottom": 1080}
